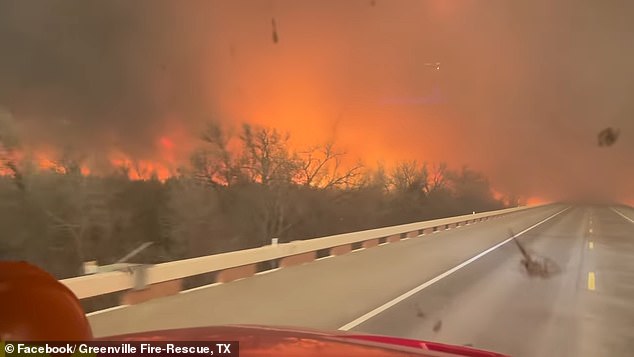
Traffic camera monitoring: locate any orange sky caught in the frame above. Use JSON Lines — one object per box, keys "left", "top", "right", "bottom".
{"left": 1, "top": 1, "right": 633, "bottom": 203}
{"left": 201, "top": 1, "right": 465, "bottom": 165}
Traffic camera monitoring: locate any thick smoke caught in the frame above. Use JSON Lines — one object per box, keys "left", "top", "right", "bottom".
{"left": 0, "top": 0, "right": 633, "bottom": 202}
{"left": 0, "top": 0, "right": 215, "bottom": 161}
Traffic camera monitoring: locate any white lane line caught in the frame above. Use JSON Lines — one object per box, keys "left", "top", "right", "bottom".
{"left": 338, "top": 207, "right": 570, "bottom": 331}
{"left": 180, "top": 282, "right": 223, "bottom": 294}
{"left": 86, "top": 305, "right": 129, "bottom": 317}
{"left": 316, "top": 255, "right": 335, "bottom": 261}
{"left": 611, "top": 207, "right": 634, "bottom": 224}
{"left": 256, "top": 268, "right": 282, "bottom": 275}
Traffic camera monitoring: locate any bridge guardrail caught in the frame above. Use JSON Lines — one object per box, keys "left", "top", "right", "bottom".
{"left": 61, "top": 204, "right": 544, "bottom": 305}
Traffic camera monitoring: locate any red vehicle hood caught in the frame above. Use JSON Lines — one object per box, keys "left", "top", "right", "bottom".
{"left": 99, "top": 325, "right": 509, "bottom": 357}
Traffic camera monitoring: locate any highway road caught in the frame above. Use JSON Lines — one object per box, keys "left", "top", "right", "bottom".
{"left": 88, "top": 204, "right": 634, "bottom": 356}
{"left": 346, "top": 205, "right": 634, "bottom": 356}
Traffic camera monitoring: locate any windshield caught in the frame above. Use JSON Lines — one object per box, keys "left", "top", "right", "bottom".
{"left": 1, "top": 1, "right": 633, "bottom": 356}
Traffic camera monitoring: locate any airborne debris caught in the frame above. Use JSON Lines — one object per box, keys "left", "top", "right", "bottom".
{"left": 229, "top": 45, "right": 236, "bottom": 60}
{"left": 598, "top": 127, "right": 619, "bottom": 147}
{"left": 510, "top": 230, "right": 560, "bottom": 278}
{"left": 432, "top": 320, "right": 442, "bottom": 333}
{"left": 424, "top": 62, "right": 441, "bottom": 71}
{"left": 415, "top": 305, "right": 426, "bottom": 318}
{"left": 271, "top": 18, "right": 279, "bottom": 44}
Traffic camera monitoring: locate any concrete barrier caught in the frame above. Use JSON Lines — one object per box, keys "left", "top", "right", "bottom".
{"left": 387, "top": 234, "right": 400, "bottom": 243}
{"left": 61, "top": 271, "right": 132, "bottom": 299}
{"left": 217, "top": 264, "right": 257, "bottom": 283}
{"left": 280, "top": 252, "right": 316, "bottom": 267}
{"left": 331, "top": 244, "right": 352, "bottom": 256}
{"left": 61, "top": 204, "right": 543, "bottom": 301}
{"left": 120, "top": 279, "right": 182, "bottom": 305}
{"left": 362, "top": 238, "right": 379, "bottom": 249}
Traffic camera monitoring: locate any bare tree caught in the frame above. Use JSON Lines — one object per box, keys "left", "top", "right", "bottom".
{"left": 426, "top": 162, "right": 448, "bottom": 194}
{"left": 296, "top": 141, "right": 363, "bottom": 189}
{"left": 445, "top": 165, "right": 501, "bottom": 212}
{"left": 239, "top": 124, "right": 299, "bottom": 185}
{"left": 235, "top": 125, "right": 304, "bottom": 243}
{"left": 359, "top": 163, "right": 391, "bottom": 193}
{"left": 164, "top": 177, "right": 224, "bottom": 258}
{"left": 190, "top": 121, "right": 238, "bottom": 187}
{"left": 390, "top": 160, "right": 429, "bottom": 194}
{"left": 258, "top": 184, "right": 296, "bottom": 241}
{"left": 190, "top": 149, "right": 220, "bottom": 185}
{"left": 41, "top": 156, "right": 113, "bottom": 268}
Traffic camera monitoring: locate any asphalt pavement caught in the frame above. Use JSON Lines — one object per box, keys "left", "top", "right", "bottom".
{"left": 88, "top": 204, "right": 634, "bottom": 357}
{"left": 348, "top": 206, "right": 634, "bottom": 357}
{"left": 89, "top": 205, "right": 564, "bottom": 339}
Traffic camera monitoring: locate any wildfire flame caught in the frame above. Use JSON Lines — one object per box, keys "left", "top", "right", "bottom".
{"left": 0, "top": 136, "right": 177, "bottom": 182}
{"left": 108, "top": 153, "right": 173, "bottom": 182}
{"left": 526, "top": 197, "right": 549, "bottom": 206}
{"left": 1, "top": 131, "right": 528, "bottom": 202}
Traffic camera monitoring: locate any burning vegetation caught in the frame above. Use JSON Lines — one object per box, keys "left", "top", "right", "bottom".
{"left": 1, "top": 107, "right": 512, "bottom": 282}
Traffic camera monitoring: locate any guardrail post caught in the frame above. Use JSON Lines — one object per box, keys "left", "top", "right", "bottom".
{"left": 362, "top": 238, "right": 379, "bottom": 249}
{"left": 120, "top": 265, "right": 182, "bottom": 305}
{"left": 83, "top": 261, "right": 98, "bottom": 275}
{"left": 217, "top": 264, "right": 257, "bottom": 283}
{"left": 279, "top": 252, "right": 316, "bottom": 267}
{"left": 132, "top": 265, "right": 149, "bottom": 291}
{"left": 331, "top": 244, "right": 352, "bottom": 255}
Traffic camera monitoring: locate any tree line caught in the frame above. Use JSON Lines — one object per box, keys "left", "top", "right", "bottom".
{"left": 0, "top": 115, "right": 517, "bottom": 280}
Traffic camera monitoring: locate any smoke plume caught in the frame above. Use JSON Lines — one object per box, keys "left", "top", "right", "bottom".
{"left": 1, "top": 0, "right": 633, "bottom": 202}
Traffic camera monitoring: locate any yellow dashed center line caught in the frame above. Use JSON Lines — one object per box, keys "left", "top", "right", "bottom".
{"left": 588, "top": 272, "right": 596, "bottom": 291}
{"left": 589, "top": 228, "right": 593, "bottom": 234}
{"left": 588, "top": 241, "right": 594, "bottom": 249}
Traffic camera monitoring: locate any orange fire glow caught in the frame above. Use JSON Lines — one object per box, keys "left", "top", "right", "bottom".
{"left": 0, "top": 149, "right": 170, "bottom": 182}
{"left": 4, "top": 1, "right": 634, "bottom": 208}
{"left": 159, "top": 137, "right": 174, "bottom": 150}
{"left": 108, "top": 152, "right": 172, "bottom": 182}
{"left": 36, "top": 154, "right": 64, "bottom": 174}
{"left": 526, "top": 197, "right": 550, "bottom": 206}
{"left": 491, "top": 190, "right": 504, "bottom": 202}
